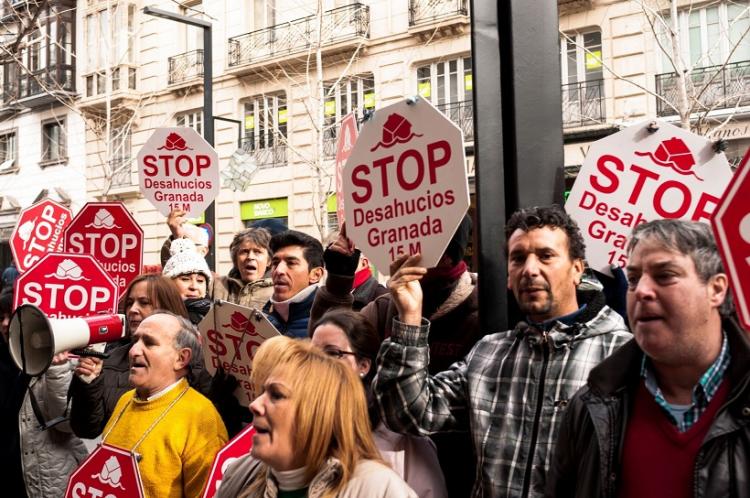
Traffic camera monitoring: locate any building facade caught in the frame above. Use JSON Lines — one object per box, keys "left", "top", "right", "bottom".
{"left": 0, "top": 0, "right": 747, "bottom": 275}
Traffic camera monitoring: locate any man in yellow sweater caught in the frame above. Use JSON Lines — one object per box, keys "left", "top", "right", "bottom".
{"left": 102, "top": 311, "right": 228, "bottom": 498}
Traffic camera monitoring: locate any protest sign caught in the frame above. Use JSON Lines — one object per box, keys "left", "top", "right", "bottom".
{"left": 201, "top": 425, "right": 257, "bottom": 498}
{"left": 10, "top": 199, "right": 72, "bottom": 273}
{"left": 65, "top": 444, "right": 144, "bottom": 498}
{"left": 335, "top": 112, "right": 358, "bottom": 224}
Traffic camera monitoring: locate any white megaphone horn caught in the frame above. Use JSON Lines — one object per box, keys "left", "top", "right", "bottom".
{"left": 9, "top": 304, "right": 126, "bottom": 376}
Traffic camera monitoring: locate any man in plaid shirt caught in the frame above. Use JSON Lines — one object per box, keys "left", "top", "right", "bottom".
{"left": 547, "top": 219, "right": 749, "bottom": 498}
{"left": 374, "top": 205, "right": 631, "bottom": 498}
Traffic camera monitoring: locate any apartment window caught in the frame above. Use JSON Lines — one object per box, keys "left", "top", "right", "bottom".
{"left": 561, "top": 31, "right": 603, "bottom": 85}
{"left": 417, "top": 56, "right": 473, "bottom": 106}
{"left": 560, "top": 30, "right": 605, "bottom": 127}
{"left": 176, "top": 111, "right": 203, "bottom": 135}
{"left": 417, "top": 57, "right": 474, "bottom": 140}
{"left": 253, "top": 0, "right": 276, "bottom": 29}
{"left": 659, "top": 1, "right": 750, "bottom": 70}
{"left": 323, "top": 73, "right": 375, "bottom": 157}
{"left": 110, "top": 126, "right": 132, "bottom": 187}
{"left": 85, "top": 3, "right": 137, "bottom": 96}
{"left": 0, "top": 131, "right": 17, "bottom": 173}
{"left": 244, "top": 93, "right": 287, "bottom": 150}
{"left": 41, "top": 120, "right": 66, "bottom": 164}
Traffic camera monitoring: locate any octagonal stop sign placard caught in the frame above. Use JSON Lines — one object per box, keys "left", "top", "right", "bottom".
{"left": 343, "top": 98, "right": 469, "bottom": 274}
{"left": 712, "top": 147, "right": 750, "bottom": 331}
{"left": 64, "top": 202, "right": 143, "bottom": 296}
{"left": 65, "top": 443, "right": 144, "bottom": 498}
{"left": 14, "top": 253, "right": 119, "bottom": 319}
{"left": 10, "top": 199, "right": 72, "bottom": 273}
{"left": 137, "top": 127, "right": 220, "bottom": 218}
{"left": 565, "top": 120, "right": 733, "bottom": 274}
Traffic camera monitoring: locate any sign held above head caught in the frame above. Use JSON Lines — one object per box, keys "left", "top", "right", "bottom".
{"left": 137, "top": 127, "right": 220, "bottom": 218}
{"left": 565, "top": 120, "right": 733, "bottom": 275}
{"left": 343, "top": 97, "right": 470, "bottom": 274}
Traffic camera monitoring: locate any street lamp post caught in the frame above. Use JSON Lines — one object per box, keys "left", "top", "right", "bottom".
{"left": 143, "top": 6, "right": 217, "bottom": 270}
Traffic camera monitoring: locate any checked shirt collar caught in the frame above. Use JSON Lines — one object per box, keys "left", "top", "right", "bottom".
{"left": 641, "top": 330, "right": 730, "bottom": 432}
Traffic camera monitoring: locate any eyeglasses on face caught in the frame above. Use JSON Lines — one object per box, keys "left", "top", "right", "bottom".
{"left": 323, "top": 348, "right": 358, "bottom": 360}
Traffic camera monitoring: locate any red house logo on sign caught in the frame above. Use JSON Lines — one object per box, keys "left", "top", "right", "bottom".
{"left": 635, "top": 137, "right": 702, "bottom": 180}
{"left": 370, "top": 114, "right": 423, "bottom": 151}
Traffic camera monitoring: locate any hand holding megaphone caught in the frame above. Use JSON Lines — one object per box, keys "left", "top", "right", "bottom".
{"left": 9, "top": 304, "right": 126, "bottom": 376}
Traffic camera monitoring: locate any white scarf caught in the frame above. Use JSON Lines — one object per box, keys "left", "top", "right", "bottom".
{"left": 270, "top": 283, "right": 318, "bottom": 322}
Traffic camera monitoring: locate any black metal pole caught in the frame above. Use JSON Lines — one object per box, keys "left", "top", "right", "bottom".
{"left": 143, "top": 7, "right": 216, "bottom": 270}
{"left": 202, "top": 25, "right": 216, "bottom": 270}
{"left": 470, "top": 0, "right": 565, "bottom": 333}
{"left": 470, "top": 0, "right": 508, "bottom": 332}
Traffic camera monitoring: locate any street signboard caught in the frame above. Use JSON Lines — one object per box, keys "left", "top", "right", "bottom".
{"left": 565, "top": 120, "right": 733, "bottom": 274}
{"left": 712, "top": 147, "right": 750, "bottom": 331}
{"left": 343, "top": 98, "right": 470, "bottom": 273}
{"left": 137, "top": 127, "right": 220, "bottom": 218}
{"left": 198, "top": 301, "right": 281, "bottom": 405}
{"left": 10, "top": 199, "right": 72, "bottom": 273}
{"left": 335, "top": 112, "right": 359, "bottom": 224}
{"left": 65, "top": 443, "right": 145, "bottom": 498}
{"left": 14, "top": 253, "right": 119, "bottom": 319}
{"left": 64, "top": 202, "right": 144, "bottom": 296}
{"left": 201, "top": 424, "right": 257, "bottom": 498}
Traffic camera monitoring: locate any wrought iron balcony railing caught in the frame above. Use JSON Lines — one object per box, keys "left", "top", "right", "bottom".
{"left": 228, "top": 3, "right": 369, "bottom": 68}
{"left": 655, "top": 60, "right": 750, "bottom": 117}
{"left": 109, "top": 159, "right": 133, "bottom": 188}
{"left": 409, "top": 0, "right": 468, "bottom": 26}
{"left": 436, "top": 100, "right": 474, "bottom": 142}
{"left": 240, "top": 136, "right": 288, "bottom": 168}
{"left": 561, "top": 78, "right": 605, "bottom": 128}
{"left": 168, "top": 49, "right": 204, "bottom": 85}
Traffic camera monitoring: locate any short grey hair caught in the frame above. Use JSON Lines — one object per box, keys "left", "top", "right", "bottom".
{"left": 152, "top": 309, "right": 203, "bottom": 374}
{"left": 627, "top": 219, "right": 733, "bottom": 315}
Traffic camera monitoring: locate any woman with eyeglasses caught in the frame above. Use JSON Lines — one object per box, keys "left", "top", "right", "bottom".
{"left": 217, "top": 336, "right": 416, "bottom": 497}
{"left": 310, "top": 309, "right": 448, "bottom": 498}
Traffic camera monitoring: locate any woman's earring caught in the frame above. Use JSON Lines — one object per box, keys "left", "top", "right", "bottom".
{"left": 359, "top": 372, "right": 365, "bottom": 378}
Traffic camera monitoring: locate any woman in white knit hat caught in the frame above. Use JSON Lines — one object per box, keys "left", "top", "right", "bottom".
{"left": 163, "top": 238, "right": 213, "bottom": 324}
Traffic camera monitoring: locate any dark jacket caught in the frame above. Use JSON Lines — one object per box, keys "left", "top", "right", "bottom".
{"left": 352, "top": 275, "right": 388, "bottom": 312}
{"left": 262, "top": 287, "right": 317, "bottom": 339}
{"left": 69, "top": 343, "right": 213, "bottom": 438}
{"left": 547, "top": 317, "right": 750, "bottom": 498}
{"left": 312, "top": 269, "right": 480, "bottom": 374}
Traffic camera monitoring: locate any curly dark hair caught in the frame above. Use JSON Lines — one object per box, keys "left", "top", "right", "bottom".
{"left": 505, "top": 204, "right": 586, "bottom": 261}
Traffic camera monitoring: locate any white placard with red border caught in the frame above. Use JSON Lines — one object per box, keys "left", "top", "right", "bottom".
{"left": 14, "top": 253, "right": 119, "bottom": 319}
{"left": 198, "top": 301, "right": 281, "bottom": 405}
{"left": 343, "top": 98, "right": 470, "bottom": 274}
{"left": 137, "top": 127, "right": 220, "bottom": 218}
{"left": 65, "top": 443, "right": 145, "bottom": 498}
{"left": 711, "top": 147, "right": 750, "bottom": 331}
{"left": 565, "top": 120, "right": 733, "bottom": 274}
{"left": 335, "top": 112, "right": 359, "bottom": 224}
{"left": 10, "top": 199, "right": 72, "bottom": 273}
{"left": 64, "top": 202, "right": 143, "bottom": 296}
{"left": 201, "top": 424, "right": 257, "bottom": 498}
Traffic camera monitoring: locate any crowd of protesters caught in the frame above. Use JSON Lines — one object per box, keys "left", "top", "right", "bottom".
{"left": 0, "top": 203, "right": 747, "bottom": 498}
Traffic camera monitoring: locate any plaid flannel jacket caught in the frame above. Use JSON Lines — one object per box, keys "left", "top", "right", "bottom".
{"left": 374, "top": 291, "right": 631, "bottom": 498}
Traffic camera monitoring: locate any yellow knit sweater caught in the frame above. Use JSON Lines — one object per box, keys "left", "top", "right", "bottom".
{"left": 103, "top": 378, "right": 228, "bottom": 498}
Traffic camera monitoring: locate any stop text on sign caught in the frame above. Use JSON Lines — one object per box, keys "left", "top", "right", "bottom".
{"left": 565, "top": 120, "right": 733, "bottom": 274}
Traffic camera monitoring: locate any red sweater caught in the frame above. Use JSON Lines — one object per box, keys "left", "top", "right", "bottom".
{"left": 618, "top": 379, "right": 730, "bottom": 498}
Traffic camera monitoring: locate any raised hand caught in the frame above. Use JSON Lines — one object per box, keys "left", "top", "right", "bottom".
{"left": 388, "top": 254, "right": 426, "bottom": 326}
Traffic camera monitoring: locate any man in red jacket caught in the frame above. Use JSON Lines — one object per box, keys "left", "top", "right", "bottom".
{"left": 547, "top": 219, "right": 749, "bottom": 498}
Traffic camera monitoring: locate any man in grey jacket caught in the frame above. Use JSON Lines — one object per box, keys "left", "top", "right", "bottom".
{"left": 374, "top": 205, "right": 631, "bottom": 498}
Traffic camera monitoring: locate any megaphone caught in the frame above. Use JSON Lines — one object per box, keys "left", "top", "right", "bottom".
{"left": 9, "top": 304, "right": 126, "bottom": 376}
